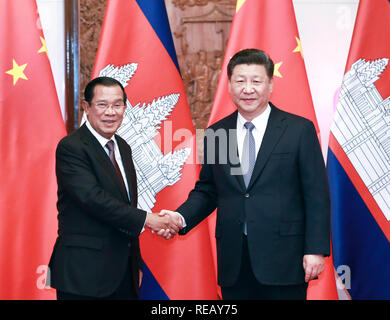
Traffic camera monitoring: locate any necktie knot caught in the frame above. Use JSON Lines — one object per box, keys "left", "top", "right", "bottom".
{"left": 244, "top": 121, "right": 255, "bottom": 131}
{"left": 106, "top": 140, "right": 115, "bottom": 152}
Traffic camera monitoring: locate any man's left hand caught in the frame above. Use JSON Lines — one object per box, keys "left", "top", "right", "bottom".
{"left": 303, "top": 254, "right": 325, "bottom": 282}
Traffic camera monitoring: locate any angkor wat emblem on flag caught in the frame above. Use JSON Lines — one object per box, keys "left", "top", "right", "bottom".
{"left": 98, "top": 63, "right": 191, "bottom": 212}
{"left": 331, "top": 58, "right": 390, "bottom": 220}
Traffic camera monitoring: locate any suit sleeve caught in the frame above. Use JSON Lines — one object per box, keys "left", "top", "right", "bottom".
{"left": 177, "top": 134, "right": 218, "bottom": 235}
{"left": 298, "top": 121, "right": 331, "bottom": 256}
{"left": 56, "top": 138, "right": 147, "bottom": 239}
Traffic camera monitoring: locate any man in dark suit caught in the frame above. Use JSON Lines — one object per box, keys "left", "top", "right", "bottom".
{"left": 161, "top": 49, "right": 330, "bottom": 300}
{"left": 48, "top": 77, "right": 179, "bottom": 300}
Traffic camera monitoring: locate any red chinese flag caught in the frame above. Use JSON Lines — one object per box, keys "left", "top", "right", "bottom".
{"left": 92, "top": 0, "right": 218, "bottom": 299}
{"left": 207, "top": 0, "right": 338, "bottom": 299}
{"left": 0, "top": 0, "right": 66, "bottom": 299}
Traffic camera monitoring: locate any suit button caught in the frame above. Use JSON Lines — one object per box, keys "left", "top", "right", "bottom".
{"left": 244, "top": 193, "right": 250, "bottom": 198}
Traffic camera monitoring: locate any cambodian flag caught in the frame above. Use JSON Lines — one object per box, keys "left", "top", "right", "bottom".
{"left": 328, "top": 0, "right": 390, "bottom": 299}
{"left": 92, "top": 0, "right": 219, "bottom": 299}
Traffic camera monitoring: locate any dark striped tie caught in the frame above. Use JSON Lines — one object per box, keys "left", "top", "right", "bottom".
{"left": 106, "top": 140, "right": 127, "bottom": 192}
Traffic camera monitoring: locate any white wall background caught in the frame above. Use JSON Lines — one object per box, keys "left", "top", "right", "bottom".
{"left": 37, "top": 0, "right": 360, "bottom": 158}
{"left": 293, "top": 0, "right": 359, "bottom": 157}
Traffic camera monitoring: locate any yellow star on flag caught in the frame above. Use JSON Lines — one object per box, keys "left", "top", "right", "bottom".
{"left": 5, "top": 59, "right": 28, "bottom": 85}
{"left": 293, "top": 37, "right": 303, "bottom": 58}
{"left": 236, "top": 0, "right": 246, "bottom": 12}
{"left": 38, "top": 36, "right": 49, "bottom": 57}
{"left": 274, "top": 61, "right": 283, "bottom": 78}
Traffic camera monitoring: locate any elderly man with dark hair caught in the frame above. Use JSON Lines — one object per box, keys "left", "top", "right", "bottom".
{"left": 48, "top": 77, "right": 179, "bottom": 300}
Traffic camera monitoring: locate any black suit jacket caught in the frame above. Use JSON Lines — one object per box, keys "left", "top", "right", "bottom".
{"left": 48, "top": 124, "right": 147, "bottom": 297}
{"left": 178, "top": 103, "right": 330, "bottom": 287}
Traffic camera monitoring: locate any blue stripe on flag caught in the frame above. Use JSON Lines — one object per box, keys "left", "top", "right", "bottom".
{"left": 327, "top": 149, "right": 390, "bottom": 299}
{"left": 139, "top": 262, "right": 169, "bottom": 300}
{"left": 135, "top": 0, "right": 181, "bottom": 73}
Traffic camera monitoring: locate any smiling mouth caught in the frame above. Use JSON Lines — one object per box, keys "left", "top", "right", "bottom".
{"left": 242, "top": 98, "right": 256, "bottom": 103}
{"left": 103, "top": 120, "right": 117, "bottom": 125}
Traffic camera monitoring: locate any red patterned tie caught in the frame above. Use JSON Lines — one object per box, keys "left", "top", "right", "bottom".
{"left": 106, "top": 140, "right": 127, "bottom": 192}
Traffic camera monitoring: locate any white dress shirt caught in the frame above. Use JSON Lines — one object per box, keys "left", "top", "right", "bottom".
{"left": 236, "top": 104, "right": 271, "bottom": 164}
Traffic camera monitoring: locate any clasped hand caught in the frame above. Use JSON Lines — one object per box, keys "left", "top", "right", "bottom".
{"left": 144, "top": 210, "right": 183, "bottom": 240}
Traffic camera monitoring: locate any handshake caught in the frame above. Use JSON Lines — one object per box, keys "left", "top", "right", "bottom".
{"left": 144, "top": 210, "right": 184, "bottom": 240}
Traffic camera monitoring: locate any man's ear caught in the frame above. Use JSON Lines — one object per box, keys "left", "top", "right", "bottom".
{"left": 82, "top": 100, "right": 90, "bottom": 115}
{"left": 228, "top": 79, "right": 232, "bottom": 95}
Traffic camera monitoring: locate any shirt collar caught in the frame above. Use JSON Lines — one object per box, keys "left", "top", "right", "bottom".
{"left": 85, "top": 119, "right": 117, "bottom": 149}
{"left": 237, "top": 103, "right": 271, "bottom": 130}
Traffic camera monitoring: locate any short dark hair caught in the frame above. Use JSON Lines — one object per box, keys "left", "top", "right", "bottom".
{"left": 84, "top": 76, "right": 127, "bottom": 104}
{"left": 227, "top": 49, "right": 274, "bottom": 79}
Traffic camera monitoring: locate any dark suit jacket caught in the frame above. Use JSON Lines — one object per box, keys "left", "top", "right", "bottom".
{"left": 178, "top": 103, "right": 330, "bottom": 287}
{"left": 48, "top": 124, "right": 147, "bottom": 298}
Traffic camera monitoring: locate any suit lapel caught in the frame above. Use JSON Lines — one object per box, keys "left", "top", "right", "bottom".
{"left": 116, "top": 135, "right": 137, "bottom": 205}
{"left": 79, "top": 124, "right": 130, "bottom": 202}
{"left": 220, "top": 111, "right": 247, "bottom": 191}
{"left": 247, "top": 104, "right": 287, "bottom": 190}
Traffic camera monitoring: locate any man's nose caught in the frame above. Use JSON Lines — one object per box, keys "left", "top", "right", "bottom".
{"left": 243, "top": 82, "right": 255, "bottom": 93}
{"left": 104, "top": 105, "right": 116, "bottom": 115}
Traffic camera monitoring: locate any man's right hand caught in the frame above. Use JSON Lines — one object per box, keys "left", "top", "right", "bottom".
{"left": 157, "top": 210, "right": 185, "bottom": 240}
{"left": 144, "top": 212, "right": 182, "bottom": 239}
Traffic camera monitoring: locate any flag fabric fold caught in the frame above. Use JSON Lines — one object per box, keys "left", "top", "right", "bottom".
{"left": 0, "top": 0, "right": 66, "bottom": 299}
{"left": 207, "top": 0, "right": 338, "bottom": 299}
{"left": 328, "top": 0, "right": 390, "bottom": 299}
{"left": 92, "top": 0, "right": 218, "bottom": 299}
